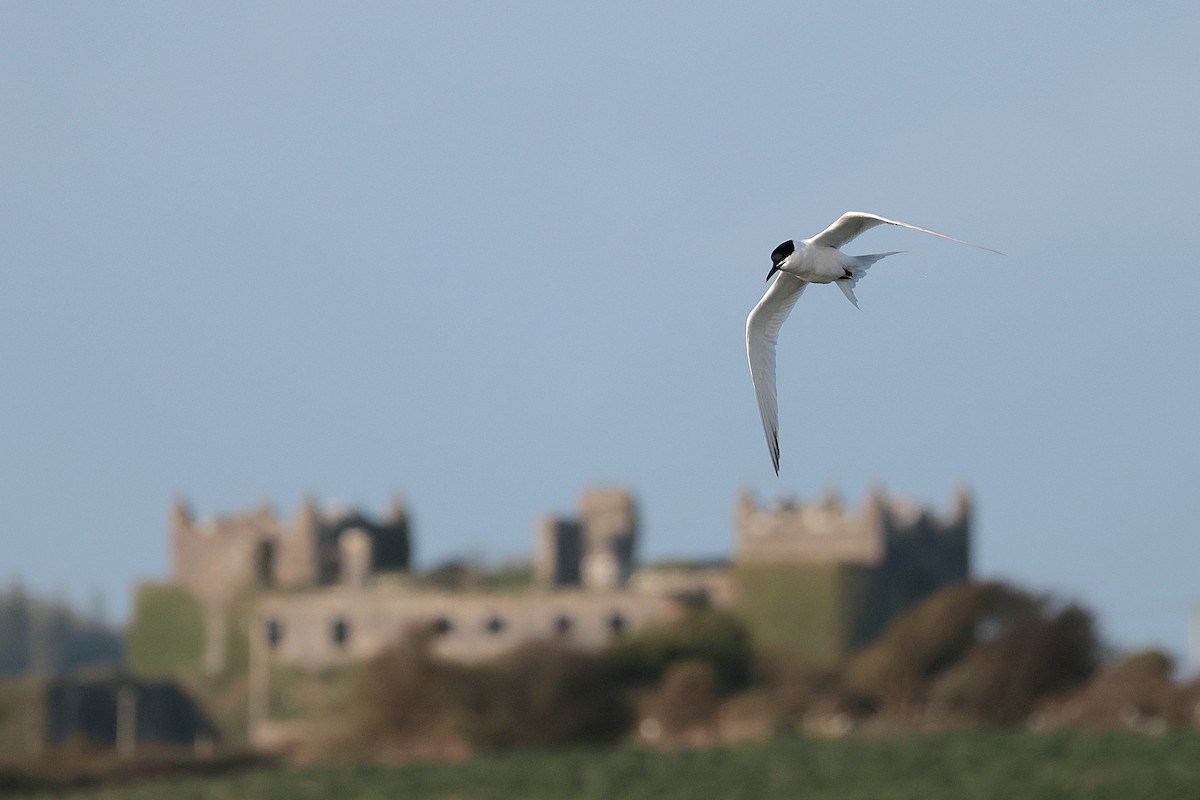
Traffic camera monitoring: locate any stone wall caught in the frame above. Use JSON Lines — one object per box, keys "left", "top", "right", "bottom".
{"left": 255, "top": 586, "right": 678, "bottom": 669}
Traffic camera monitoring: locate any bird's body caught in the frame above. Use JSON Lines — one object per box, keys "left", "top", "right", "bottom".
{"left": 746, "top": 211, "right": 1000, "bottom": 475}
{"left": 774, "top": 239, "right": 856, "bottom": 283}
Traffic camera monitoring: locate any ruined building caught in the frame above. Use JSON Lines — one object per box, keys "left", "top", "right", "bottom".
{"left": 137, "top": 487, "right": 676, "bottom": 683}
{"left": 734, "top": 487, "right": 971, "bottom": 667}
{"left": 162, "top": 496, "right": 410, "bottom": 674}
{"left": 170, "top": 495, "right": 411, "bottom": 603}
{"left": 533, "top": 487, "right": 639, "bottom": 590}
{"left": 136, "top": 484, "right": 970, "bottom": 686}
{"left": 253, "top": 486, "right": 669, "bottom": 674}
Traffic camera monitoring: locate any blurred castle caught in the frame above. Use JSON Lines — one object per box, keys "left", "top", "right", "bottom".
{"left": 136, "top": 485, "right": 971, "bottom": 681}
{"left": 734, "top": 488, "right": 971, "bottom": 664}
{"left": 165, "top": 496, "right": 412, "bottom": 674}
{"left": 143, "top": 488, "right": 679, "bottom": 681}
{"left": 534, "top": 488, "right": 638, "bottom": 590}
{"left": 170, "top": 495, "right": 412, "bottom": 602}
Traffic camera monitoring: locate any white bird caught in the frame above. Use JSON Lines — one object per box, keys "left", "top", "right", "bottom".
{"left": 746, "top": 211, "right": 1001, "bottom": 475}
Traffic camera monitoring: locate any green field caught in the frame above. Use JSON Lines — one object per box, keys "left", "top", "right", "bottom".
{"left": 17, "top": 730, "right": 1200, "bottom": 800}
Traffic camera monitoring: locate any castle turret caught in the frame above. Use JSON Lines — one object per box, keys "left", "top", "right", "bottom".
{"left": 339, "top": 529, "right": 373, "bottom": 590}
{"left": 276, "top": 497, "right": 320, "bottom": 589}
{"left": 951, "top": 486, "right": 972, "bottom": 526}
{"left": 534, "top": 516, "right": 583, "bottom": 587}
{"left": 387, "top": 494, "right": 408, "bottom": 525}
{"left": 169, "top": 496, "right": 195, "bottom": 586}
{"left": 579, "top": 487, "right": 638, "bottom": 590}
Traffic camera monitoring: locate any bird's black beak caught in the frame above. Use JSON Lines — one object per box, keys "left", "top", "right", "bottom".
{"left": 765, "top": 264, "right": 780, "bottom": 283}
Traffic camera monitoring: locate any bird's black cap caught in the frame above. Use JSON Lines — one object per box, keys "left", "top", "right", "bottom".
{"left": 766, "top": 239, "right": 794, "bottom": 281}
{"left": 770, "top": 240, "right": 795, "bottom": 267}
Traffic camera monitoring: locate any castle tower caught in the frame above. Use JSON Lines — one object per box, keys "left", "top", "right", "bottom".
{"left": 579, "top": 488, "right": 638, "bottom": 590}
{"left": 734, "top": 488, "right": 972, "bottom": 667}
{"left": 372, "top": 495, "right": 412, "bottom": 572}
{"left": 534, "top": 516, "right": 584, "bottom": 587}
{"left": 276, "top": 497, "right": 320, "bottom": 589}
{"left": 339, "top": 528, "right": 373, "bottom": 590}
{"left": 169, "top": 496, "right": 195, "bottom": 585}
{"left": 852, "top": 489, "right": 972, "bottom": 646}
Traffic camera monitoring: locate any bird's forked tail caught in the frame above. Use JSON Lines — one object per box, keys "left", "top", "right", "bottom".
{"left": 837, "top": 251, "right": 902, "bottom": 308}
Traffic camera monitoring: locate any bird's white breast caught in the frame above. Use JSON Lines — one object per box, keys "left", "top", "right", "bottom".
{"left": 779, "top": 242, "right": 851, "bottom": 284}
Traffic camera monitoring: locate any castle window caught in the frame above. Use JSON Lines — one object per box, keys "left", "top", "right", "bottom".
{"left": 256, "top": 540, "right": 277, "bottom": 588}
{"left": 484, "top": 615, "right": 506, "bottom": 635}
{"left": 432, "top": 616, "right": 454, "bottom": 636}
{"left": 554, "top": 614, "right": 573, "bottom": 636}
{"left": 331, "top": 617, "right": 351, "bottom": 648}
{"left": 265, "top": 618, "right": 284, "bottom": 649}
{"left": 608, "top": 612, "right": 626, "bottom": 635}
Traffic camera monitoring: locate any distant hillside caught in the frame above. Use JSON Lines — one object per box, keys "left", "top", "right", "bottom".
{"left": 0, "top": 586, "right": 122, "bottom": 677}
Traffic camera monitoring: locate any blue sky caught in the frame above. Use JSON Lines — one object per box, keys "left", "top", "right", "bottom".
{"left": 3, "top": 3, "right": 1198, "bottom": 664}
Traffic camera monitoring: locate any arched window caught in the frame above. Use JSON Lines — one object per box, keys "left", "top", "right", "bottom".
{"left": 608, "top": 612, "right": 626, "bottom": 635}
{"left": 331, "top": 617, "right": 351, "bottom": 647}
{"left": 431, "top": 616, "right": 454, "bottom": 636}
{"left": 484, "top": 615, "right": 506, "bottom": 635}
{"left": 554, "top": 614, "right": 573, "bottom": 635}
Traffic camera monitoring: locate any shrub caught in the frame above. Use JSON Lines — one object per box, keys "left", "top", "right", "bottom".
{"left": 843, "top": 581, "right": 1101, "bottom": 725}
{"left": 960, "top": 600, "right": 1101, "bottom": 725}
{"left": 459, "top": 642, "right": 633, "bottom": 750}
{"left": 348, "top": 628, "right": 468, "bottom": 744}
{"left": 604, "top": 609, "right": 753, "bottom": 693}
{"left": 652, "top": 660, "right": 719, "bottom": 735}
{"left": 752, "top": 648, "right": 845, "bottom": 723}
{"left": 347, "top": 630, "right": 634, "bottom": 755}
{"left": 1033, "top": 649, "right": 1185, "bottom": 730}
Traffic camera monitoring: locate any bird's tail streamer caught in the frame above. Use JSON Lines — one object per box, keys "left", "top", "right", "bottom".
{"left": 837, "top": 251, "right": 902, "bottom": 308}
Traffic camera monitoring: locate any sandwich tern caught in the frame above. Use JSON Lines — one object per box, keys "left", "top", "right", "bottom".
{"left": 746, "top": 211, "right": 1000, "bottom": 474}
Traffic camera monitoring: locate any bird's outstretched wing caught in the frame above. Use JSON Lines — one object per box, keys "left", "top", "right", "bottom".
{"left": 746, "top": 273, "right": 808, "bottom": 475}
{"left": 808, "top": 211, "right": 1003, "bottom": 254}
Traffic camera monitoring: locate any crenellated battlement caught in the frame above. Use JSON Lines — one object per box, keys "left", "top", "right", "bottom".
{"left": 733, "top": 487, "right": 972, "bottom": 659}
{"left": 736, "top": 486, "right": 970, "bottom": 568}
{"left": 170, "top": 495, "right": 410, "bottom": 605}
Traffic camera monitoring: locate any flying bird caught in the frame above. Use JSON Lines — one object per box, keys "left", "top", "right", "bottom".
{"left": 746, "top": 211, "right": 1001, "bottom": 475}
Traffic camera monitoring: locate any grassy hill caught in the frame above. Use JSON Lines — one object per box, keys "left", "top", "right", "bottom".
{"left": 16, "top": 729, "right": 1200, "bottom": 800}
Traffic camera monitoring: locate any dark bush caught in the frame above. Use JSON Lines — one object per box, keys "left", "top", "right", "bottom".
{"left": 652, "top": 660, "right": 719, "bottom": 735}
{"left": 843, "top": 581, "right": 1102, "bottom": 725}
{"left": 348, "top": 630, "right": 633, "bottom": 754}
{"left": 348, "top": 628, "right": 470, "bottom": 744}
{"left": 843, "top": 581, "right": 1021, "bottom": 708}
{"left": 459, "top": 642, "right": 633, "bottom": 750}
{"left": 604, "top": 609, "right": 753, "bottom": 693}
{"left": 1034, "top": 649, "right": 1185, "bottom": 730}
{"left": 961, "top": 600, "right": 1102, "bottom": 725}
{"left": 753, "top": 648, "right": 846, "bottom": 722}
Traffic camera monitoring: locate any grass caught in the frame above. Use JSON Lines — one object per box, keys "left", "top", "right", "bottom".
{"left": 14, "top": 729, "right": 1200, "bottom": 800}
